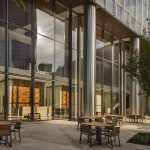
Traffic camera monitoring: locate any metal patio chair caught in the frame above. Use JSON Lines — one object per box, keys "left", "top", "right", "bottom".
{"left": 105, "top": 126, "right": 120, "bottom": 148}
{"left": 11, "top": 121, "right": 21, "bottom": 142}
{"left": 0, "top": 124, "right": 12, "bottom": 147}
{"left": 79, "top": 124, "right": 96, "bottom": 147}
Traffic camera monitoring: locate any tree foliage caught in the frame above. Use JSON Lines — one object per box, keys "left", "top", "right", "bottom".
{"left": 13, "top": 0, "right": 50, "bottom": 11}
{"left": 124, "top": 38, "right": 150, "bottom": 97}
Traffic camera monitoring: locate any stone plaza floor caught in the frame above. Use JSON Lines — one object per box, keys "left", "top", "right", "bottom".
{"left": 1, "top": 120, "right": 150, "bottom": 150}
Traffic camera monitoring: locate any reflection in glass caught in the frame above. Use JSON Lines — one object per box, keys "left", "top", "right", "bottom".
{"left": 104, "top": 60, "right": 112, "bottom": 87}
{"left": 96, "top": 90, "right": 101, "bottom": 115}
{"left": 55, "top": 42, "right": 68, "bottom": 78}
{"left": 72, "top": 50, "right": 77, "bottom": 84}
{"left": 36, "top": 35, "right": 54, "bottom": 74}
{"left": 56, "top": 2, "right": 69, "bottom": 44}
{"left": 0, "top": 0, "right": 5, "bottom": 19}
{"left": 96, "top": 58, "right": 103, "bottom": 85}
{"left": 113, "top": 43, "right": 120, "bottom": 64}
{"left": 8, "top": 0, "right": 32, "bottom": 30}
{"left": 112, "top": 92, "right": 119, "bottom": 114}
{"left": 113, "top": 64, "right": 119, "bottom": 88}
{"left": 0, "top": 21, "right": 5, "bottom": 69}
{"left": 36, "top": 9, "right": 54, "bottom": 39}
{"left": 9, "top": 25, "right": 32, "bottom": 74}
{"left": 104, "top": 45, "right": 112, "bottom": 61}
{"left": 96, "top": 39, "right": 104, "bottom": 58}
{"left": 104, "top": 90, "right": 111, "bottom": 114}
{"left": 72, "top": 15, "right": 78, "bottom": 50}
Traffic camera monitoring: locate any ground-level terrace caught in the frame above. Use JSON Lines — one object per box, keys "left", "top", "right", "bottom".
{"left": 1, "top": 120, "right": 150, "bottom": 150}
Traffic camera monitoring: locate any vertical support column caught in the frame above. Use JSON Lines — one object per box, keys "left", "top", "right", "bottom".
{"left": 68, "top": 3, "right": 72, "bottom": 120}
{"left": 30, "top": 0, "right": 35, "bottom": 121}
{"left": 133, "top": 38, "right": 140, "bottom": 114}
{"left": 8, "top": 80, "right": 13, "bottom": 118}
{"left": 52, "top": 73, "right": 55, "bottom": 120}
{"left": 52, "top": 0, "right": 56, "bottom": 120}
{"left": 4, "top": 0, "right": 8, "bottom": 121}
{"left": 123, "top": 45, "right": 127, "bottom": 116}
{"left": 84, "top": 1, "right": 96, "bottom": 117}
{"left": 120, "top": 41, "right": 124, "bottom": 115}
{"left": 77, "top": 15, "right": 81, "bottom": 117}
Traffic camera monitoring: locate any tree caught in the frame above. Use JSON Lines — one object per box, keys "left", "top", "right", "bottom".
{"left": 13, "top": 0, "right": 50, "bottom": 11}
{"left": 123, "top": 38, "right": 150, "bottom": 114}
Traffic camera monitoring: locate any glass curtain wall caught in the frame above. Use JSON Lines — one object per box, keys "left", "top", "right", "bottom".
{"left": 0, "top": 0, "right": 80, "bottom": 120}
{"left": 96, "top": 24, "right": 121, "bottom": 115}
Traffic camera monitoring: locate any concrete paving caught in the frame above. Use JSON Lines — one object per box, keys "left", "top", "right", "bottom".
{"left": 1, "top": 120, "right": 150, "bottom": 150}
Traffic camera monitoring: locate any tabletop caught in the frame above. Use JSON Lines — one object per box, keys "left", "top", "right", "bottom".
{"left": 0, "top": 121, "right": 12, "bottom": 126}
{"left": 81, "top": 122, "right": 113, "bottom": 127}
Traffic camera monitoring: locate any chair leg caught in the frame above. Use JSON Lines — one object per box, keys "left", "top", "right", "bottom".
{"left": 77, "top": 123, "right": 79, "bottom": 131}
{"left": 114, "top": 136, "right": 116, "bottom": 142}
{"left": 5, "top": 136, "right": 7, "bottom": 145}
{"left": 107, "top": 136, "right": 109, "bottom": 143}
{"left": 79, "top": 133, "right": 82, "bottom": 144}
{"left": 14, "top": 131, "right": 16, "bottom": 140}
{"left": 19, "top": 131, "right": 21, "bottom": 142}
{"left": 110, "top": 137, "right": 113, "bottom": 148}
{"left": 118, "top": 135, "right": 120, "bottom": 146}
{"left": 89, "top": 136, "right": 91, "bottom": 147}
{"left": 9, "top": 135, "right": 12, "bottom": 147}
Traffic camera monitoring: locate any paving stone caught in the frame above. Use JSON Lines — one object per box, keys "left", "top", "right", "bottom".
{"left": 0, "top": 120, "right": 150, "bottom": 150}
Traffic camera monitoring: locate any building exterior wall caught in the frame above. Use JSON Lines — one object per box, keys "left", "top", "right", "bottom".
{"left": 0, "top": 0, "right": 149, "bottom": 120}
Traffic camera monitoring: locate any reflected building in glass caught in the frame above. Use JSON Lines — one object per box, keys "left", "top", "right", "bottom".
{"left": 0, "top": 0, "right": 150, "bottom": 120}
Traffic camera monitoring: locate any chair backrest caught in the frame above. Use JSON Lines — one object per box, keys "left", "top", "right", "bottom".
{"left": 111, "top": 126, "right": 120, "bottom": 136}
{"left": 80, "top": 124, "right": 91, "bottom": 134}
{"left": 14, "top": 122, "right": 21, "bottom": 130}
{"left": 95, "top": 117, "right": 103, "bottom": 123}
{"left": 0, "top": 125, "right": 11, "bottom": 136}
{"left": 78, "top": 118, "right": 85, "bottom": 123}
{"left": 117, "top": 116, "right": 123, "bottom": 120}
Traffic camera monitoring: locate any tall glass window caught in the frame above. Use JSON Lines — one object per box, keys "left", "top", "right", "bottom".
{"left": 35, "top": 35, "right": 54, "bottom": 76}
{"left": 96, "top": 90, "right": 102, "bottom": 115}
{"left": 0, "top": 21, "right": 5, "bottom": 70}
{"left": 112, "top": 92, "right": 119, "bottom": 114}
{"left": 104, "top": 60, "right": 112, "bottom": 87}
{"left": 8, "top": 25, "right": 32, "bottom": 75}
{"left": 136, "top": 0, "right": 142, "bottom": 22}
{"left": 0, "top": 0, "right": 5, "bottom": 19}
{"left": 8, "top": 0, "right": 32, "bottom": 30}
{"left": 104, "top": 90, "right": 111, "bottom": 114}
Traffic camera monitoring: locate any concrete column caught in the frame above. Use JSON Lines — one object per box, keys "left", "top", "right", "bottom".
{"left": 120, "top": 41, "right": 124, "bottom": 115}
{"left": 132, "top": 38, "right": 140, "bottom": 114}
{"left": 84, "top": 2, "right": 96, "bottom": 117}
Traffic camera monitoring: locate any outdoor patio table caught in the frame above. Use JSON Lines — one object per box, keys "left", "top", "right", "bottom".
{"left": 81, "top": 122, "right": 113, "bottom": 145}
{"left": 127, "top": 115, "right": 142, "bottom": 123}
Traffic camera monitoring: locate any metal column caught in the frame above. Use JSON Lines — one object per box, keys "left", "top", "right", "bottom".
{"left": 30, "top": 0, "right": 35, "bottom": 121}
{"left": 84, "top": 2, "right": 96, "bottom": 117}
{"left": 68, "top": 3, "right": 72, "bottom": 120}
{"left": 133, "top": 38, "right": 140, "bottom": 114}
{"left": 4, "top": 0, "right": 8, "bottom": 121}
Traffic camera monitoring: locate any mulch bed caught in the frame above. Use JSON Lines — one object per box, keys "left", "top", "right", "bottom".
{"left": 127, "top": 132, "right": 150, "bottom": 146}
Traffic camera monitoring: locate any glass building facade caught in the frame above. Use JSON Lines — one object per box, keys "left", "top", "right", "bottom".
{"left": 0, "top": 0, "right": 149, "bottom": 121}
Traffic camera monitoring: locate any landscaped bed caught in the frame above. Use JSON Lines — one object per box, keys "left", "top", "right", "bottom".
{"left": 127, "top": 132, "right": 150, "bottom": 146}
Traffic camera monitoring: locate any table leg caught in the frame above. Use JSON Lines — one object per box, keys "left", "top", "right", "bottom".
{"left": 96, "top": 127, "right": 102, "bottom": 145}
